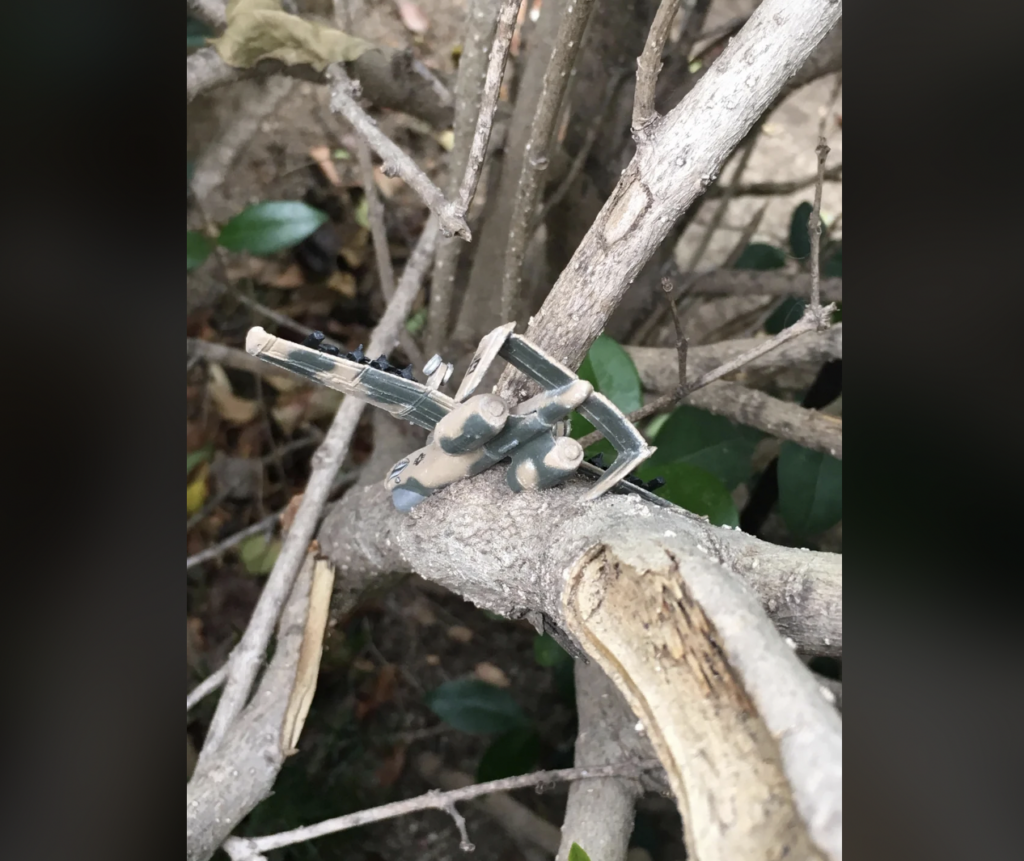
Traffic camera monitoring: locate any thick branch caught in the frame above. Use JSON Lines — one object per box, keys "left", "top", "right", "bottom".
{"left": 495, "top": 0, "right": 843, "bottom": 400}
{"left": 319, "top": 472, "right": 842, "bottom": 859}
{"left": 625, "top": 323, "right": 843, "bottom": 388}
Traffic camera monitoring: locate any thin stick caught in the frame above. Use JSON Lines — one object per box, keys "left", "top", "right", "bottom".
{"left": 455, "top": 0, "right": 523, "bottom": 217}
{"left": 501, "top": 0, "right": 597, "bottom": 322}
{"left": 357, "top": 140, "right": 397, "bottom": 300}
{"left": 428, "top": 0, "right": 523, "bottom": 354}
{"left": 632, "top": 0, "right": 682, "bottom": 130}
{"left": 661, "top": 277, "right": 688, "bottom": 387}
{"left": 186, "top": 512, "right": 279, "bottom": 571}
{"left": 532, "top": 69, "right": 630, "bottom": 234}
{"left": 327, "top": 65, "right": 470, "bottom": 240}
{"left": 196, "top": 217, "right": 440, "bottom": 763}
{"left": 809, "top": 136, "right": 829, "bottom": 310}
{"left": 222, "top": 759, "right": 660, "bottom": 857}
{"left": 704, "top": 163, "right": 841, "bottom": 198}
{"left": 231, "top": 291, "right": 347, "bottom": 353}
{"left": 577, "top": 308, "right": 834, "bottom": 447}
{"left": 187, "top": 664, "right": 228, "bottom": 712}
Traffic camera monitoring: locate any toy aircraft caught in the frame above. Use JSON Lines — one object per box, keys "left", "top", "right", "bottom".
{"left": 245, "top": 323, "right": 660, "bottom": 511}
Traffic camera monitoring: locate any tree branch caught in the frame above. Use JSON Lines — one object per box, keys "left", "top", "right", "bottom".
{"left": 195, "top": 217, "right": 438, "bottom": 765}
{"left": 327, "top": 66, "right": 469, "bottom": 239}
{"left": 501, "top": 0, "right": 597, "bottom": 322}
{"left": 495, "top": 0, "right": 844, "bottom": 401}
{"left": 703, "top": 162, "right": 842, "bottom": 198}
{"left": 222, "top": 758, "right": 659, "bottom": 859}
{"left": 428, "top": 0, "right": 521, "bottom": 354}
{"left": 686, "top": 269, "right": 842, "bottom": 301}
{"left": 557, "top": 661, "right": 649, "bottom": 861}
{"left": 188, "top": 0, "right": 226, "bottom": 30}
{"left": 632, "top": 0, "right": 682, "bottom": 131}
{"left": 318, "top": 472, "right": 842, "bottom": 859}
{"left": 624, "top": 323, "right": 843, "bottom": 392}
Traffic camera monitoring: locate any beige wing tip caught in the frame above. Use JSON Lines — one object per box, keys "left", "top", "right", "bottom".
{"left": 245, "top": 326, "right": 273, "bottom": 357}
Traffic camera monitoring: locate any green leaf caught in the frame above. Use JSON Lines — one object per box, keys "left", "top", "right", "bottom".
{"left": 789, "top": 201, "right": 813, "bottom": 260}
{"left": 332, "top": 148, "right": 351, "bottom": 160}
{"left": 476, "top": 727, "right": 541, "bottom": 782}
{"left": 568, "top": 843, "right": 593, "bottom": 861}
{"left": 187, "top": 16, "right": 213, "bottom": 50}
{"left": 733, "top": 242, "right": 787, "bottom": 271}
{"left": 187, "top": 231, "right": 214, "bottom": 270}
{"left": 577, "top": 335, "right": 642, "bottom": 413}
{"left": 777, "top": 442, "right": 842, "bottom": 537}
{"left": 238, "top": 534, "right": 282, "bottom": 575}
{"left": 405, "top": 307, "right": 427, "bottom": 335}
{"left": 426, "top": 679, "right": 529, "bottom": 734}
{"left": 764, "top": 297, "right": 807, "bottom": 334}
{"left": 354, "top": 195, "right": 370, "bottom": 230}
{"left": 217, "top": 201, "right": 329, "bottom": 255}
{"left": 637, "top": 462, "right": 739, "bottom": 527}
{"left": 534, "top": 634, "right": 571, "bottom": 668}
{"left": 187, "top": 447, "right": 213, "bottom": 476}
{"left": 649, "top": 405, "right": 762, "bottom": 489}
{"left": 822, "top": 240, "right": 842, "bottom": 277}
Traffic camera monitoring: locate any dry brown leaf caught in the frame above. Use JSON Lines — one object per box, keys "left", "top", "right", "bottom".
{"left": 434, "top": 129, "right": 454, "bottom": 152}
{"left": 395, "top": 0, "right": 429, "bottom": 35}
{"left": 268, "top": 262, "right": 307, "bottom": 289}
{"left": 355, "top": 663, "right": 398, "bottom": 720}
{"left": 207, "top": 363, "right": 260, "bottom": 425}
{"left": 447, "top": 625, "right": 474, "bottom": 643}
{"left": 352, "top": 657, "right": 375, "bottom": 672}
{"left": 279, "top": 492, "right": 304, "bottom": 534}
{"left": 264, "top": 373, "right": 305, "bottom": 393}
{"left": 310, "top": 145, "right": 342, "bottom": 186}
{"left": 213, "top": 0, "right": 374, "bottom": 70}
{"left": 474, "top": 662, "right": 510, "bottom": 688}
{"left": 373, "top": 165, "right": 405, "bottom": 199}
{"left": 282, "top": 556, "right": 336, "bottom": 753}
{"left": 376, "top": 744, "right": 408, "bottom": 787}
{"left": 327, "top": 270, "right": 357, "bottom": 297}
{"left": 425, "top": 654, "right": 440, "bottom": 666}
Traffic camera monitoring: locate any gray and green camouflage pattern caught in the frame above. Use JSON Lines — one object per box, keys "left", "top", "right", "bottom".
{"left": 246, "top": 324, "right": 656, "bottom": 511}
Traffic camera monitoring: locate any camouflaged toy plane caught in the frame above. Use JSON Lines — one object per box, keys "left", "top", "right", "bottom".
{"left": 246, "top": 323, "right": 661, "bottom": 511}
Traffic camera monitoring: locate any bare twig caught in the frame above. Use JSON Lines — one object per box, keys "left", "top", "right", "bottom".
{"left": 187, "top": 512, "right": 279, "bottom": 572}
{"left": 231, "top": 291, "right": 347, "bottom": 352}
{"left": 327, "top": 65, "right": 469, "bottom": 240}
{"left": 428, "top": 0, "right": 522, "bottom": 354}
{"left": 661, "top": 277, "right": 688, "bottom": 387}
{"left": 632, "top": 0, "right": 682, "bottom": 131}
{"left": 188, "top": 664, "right": 229, "bottom": 712}
{"left": 501, "top": 0, "right": 597, "bottom": 322}
{"left": 704, "top": 162, "right": 842, "bottom": 198}
{"left": 686, "top": 270, "right": 842, "bottom": 302}
{"left": 415, "top": 752, "right": 562, "bottom": 855}
{"left": 809, "top": 137, "right": 829, "bottom": 310}
{"left": 495, "top": 0, "right": 843, "bottom": 401}
{"left": 454, "top": 1, "right": 523, "bottom": 217}
{"left": 221, "top": 759, "right": 659, "bottom": 858}
{"left": 578, "top": 309, "right": 835, "bottom": 446}
{"left": 357, "top": 141, "right": 397, "bottom": 299}
{"left": 532, "top": 68, "right": 630, "bottom": 234}
{"left": 196, "top": 217, "right": 439, "bottom": 764}
{"left": 187, "top": 338, "right": 305, "bottom": 383}
{"left": 188, "top": 0, "right": 226, "bottom": 30}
